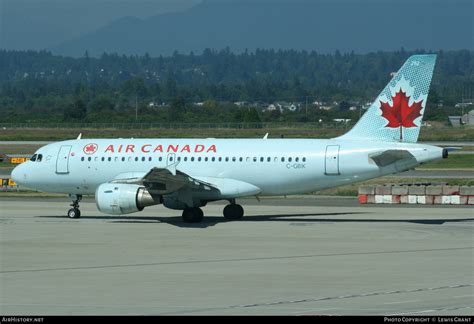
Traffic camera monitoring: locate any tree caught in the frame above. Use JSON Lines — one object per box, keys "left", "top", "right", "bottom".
{"left": 90, "top": 95, "right": 114, "bottom": 113}
{"left": 64, "top": 99, "right": 87, "bottom": 121}
{"left": 168, "top": 97, "right": 185, "bottom": 122}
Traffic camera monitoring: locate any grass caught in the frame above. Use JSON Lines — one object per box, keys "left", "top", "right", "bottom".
{"left": 418, "top": 154, "right": 473, "bottom": 169}
{"left": 0, "top": 125, "right": 473, "bottom": 141}
{"left": 0, "top": 144, "right": 43, "bottom": 155}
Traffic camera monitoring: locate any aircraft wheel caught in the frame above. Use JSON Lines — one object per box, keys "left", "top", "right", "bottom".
{"left": 182, "top": 207, "right": 204, "bottom": 223}
{"left": 68, "top": 208, "right": 81, "bottom": 219}
{"left": 223, "top": 204, "right": 244, "bottom": 221}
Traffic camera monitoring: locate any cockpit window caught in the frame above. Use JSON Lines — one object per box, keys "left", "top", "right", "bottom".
{"left": 37, "top": 154, "right": 43, "bottom": 162}
{"left": 31, "top": 154, "right": 37, "bottom": 162}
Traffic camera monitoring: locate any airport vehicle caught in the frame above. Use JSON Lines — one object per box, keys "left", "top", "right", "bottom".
{"left": 12, "top": 55, "right": 446, "bottom": 222}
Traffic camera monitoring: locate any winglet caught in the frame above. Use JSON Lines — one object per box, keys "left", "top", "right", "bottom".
{"left": 76, "top": 133, "right": 82, "bottom": 140}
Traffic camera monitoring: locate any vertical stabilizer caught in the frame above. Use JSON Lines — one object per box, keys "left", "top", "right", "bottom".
{"left": 338, "top": 54, "right": 436, "bottom": 143}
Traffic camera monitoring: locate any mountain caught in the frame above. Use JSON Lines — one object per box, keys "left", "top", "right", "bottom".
{"left": 51, "top": 0, "right": 473, "bottom": 57}
{"left": 0, "top": 0, "right": 199, "bottom": 51}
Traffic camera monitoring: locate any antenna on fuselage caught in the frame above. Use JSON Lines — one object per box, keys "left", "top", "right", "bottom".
{"left": 263, "top": 133, "right": 269, "bottom": 139}
{"left": 76, "top": 133, "right": 82, "bottom": 140}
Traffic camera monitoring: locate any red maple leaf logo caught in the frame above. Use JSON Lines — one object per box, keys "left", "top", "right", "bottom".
{"left": 380, "top": 89, "right": 423, "bottom": 128}
{"left": 83, "top": 143, "right": 98, "bottom": 154}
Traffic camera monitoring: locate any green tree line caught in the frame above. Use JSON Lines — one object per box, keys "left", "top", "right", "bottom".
{"left": 0, "top": 49, "right": 472, "bottom": 123}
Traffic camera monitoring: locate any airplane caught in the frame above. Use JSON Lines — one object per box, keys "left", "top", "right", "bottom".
{"left": 11, "top": 54, "right": 447, "bottom": 223}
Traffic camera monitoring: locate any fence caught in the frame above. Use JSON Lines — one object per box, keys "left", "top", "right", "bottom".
{"left": 0, "top": 122, "right": 354, "bottom": 130}
{"left": 359, "top": 184, "right": 474, "bottom": 205}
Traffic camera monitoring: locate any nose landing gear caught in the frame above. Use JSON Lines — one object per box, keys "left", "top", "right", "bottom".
{"left": 68, "top": 194, "right": 82, "bottom": 219}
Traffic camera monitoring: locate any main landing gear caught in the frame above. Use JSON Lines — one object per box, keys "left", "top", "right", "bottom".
{"left": 68, "top": 194, "right": 82, "bottom": 219}
{"left": 182, "top": 207, "right": 204, "bottom": 223}
{"left": 181, "top": 200, "right": 245, "bottom": 223}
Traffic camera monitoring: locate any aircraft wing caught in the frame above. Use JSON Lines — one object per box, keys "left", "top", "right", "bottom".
{"left": 112, "top": 167, "right": 218, "bottom": 195}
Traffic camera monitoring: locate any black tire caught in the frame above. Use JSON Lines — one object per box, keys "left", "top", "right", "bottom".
{"left": 68, "top": 208, "right": 81, "bottom": 219}
{"left": 182, "top": 207, "right": 204, "bottom": 223}
{"left": 223, "top": 204, "right": 244, "bottom": 220}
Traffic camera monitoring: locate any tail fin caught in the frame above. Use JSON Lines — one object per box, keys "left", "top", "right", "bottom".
{"left": 338, "top": 54, "right": 437, "bottom": 143}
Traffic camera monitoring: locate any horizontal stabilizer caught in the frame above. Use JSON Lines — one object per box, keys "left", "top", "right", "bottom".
{"left": 369, "top": 150, "right": 415, "bottom": 167}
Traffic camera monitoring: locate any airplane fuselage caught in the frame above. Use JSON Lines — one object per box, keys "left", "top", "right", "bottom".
{"left": 13, "top": 138, "right": 443, "bottom": 197}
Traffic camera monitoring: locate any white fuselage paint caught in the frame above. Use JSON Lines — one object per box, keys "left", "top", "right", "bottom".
{"left": 13, "top": 138, "right": 444, "bottom": 197}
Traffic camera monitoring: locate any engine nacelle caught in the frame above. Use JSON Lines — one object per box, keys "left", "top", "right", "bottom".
{"left": 95, "top": 183, "right": 161, "bottom": 215}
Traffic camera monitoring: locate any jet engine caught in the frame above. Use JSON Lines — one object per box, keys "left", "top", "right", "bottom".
{"left": 95, "top": 183, "right": 162, "bottom": 215}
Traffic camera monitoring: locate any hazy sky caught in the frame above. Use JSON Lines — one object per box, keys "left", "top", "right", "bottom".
{"left": 1, "top": 0, "right": 472, "bottom": 55}
{"left": 0, "top": 0, "right": 201, "bottom": 50}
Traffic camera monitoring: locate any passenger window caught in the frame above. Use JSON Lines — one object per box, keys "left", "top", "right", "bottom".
{"left": 218, "top": 157, "right": 222, "bottom": 162}
{"left": 267, "top": 157, "right": 271, "bottom": 162}
{"left": 295, "top": 157, "right": 299, "bottom": 162}
{"left": 108, "top": 157, "right": 112, "bottom": 162}
{"left": 205, "top": 157, "right": 208, "bottom": 162}
{"left": 31, "top": 154, "right": 37, "bottom": 162}
{"left": 121, "top": 157, "right": 125, "bottom": 162}
{"left": 303, "top": 157, "right": 306, "bottom": 162}
{"left": 253, "top": 157, "right": 257, "bottom": 162}
{"left": 191, "top": 157, "right": 195, "bottom": 162}
{"left": 288, "top": 157, "right": 292, "bottom": 162}
{"left": 142, "top": 157, "right": 146, "bottom": 162}
{"left": 135, "top": 157, "right": 138, "bottom": 162}
{"left": 260, "top": 157, "right": 264, "bottom": 162}
{"left": 225, "top": 157, "right": 229, "bottom": 162}
{"left": 88, "top": 157, "right": 92, "bottom": 162}
{"left": 102, "top": 157, "right": 105, "bottom": 162}
{"left": 281, "top": 157, "right": 285, "bottom": 162}
{"left": 198, "top": 157, "right": 201, "bottom": 162}
{"left": 169, "top": 157, "right": 173, "bottom": 162}
{"left": 37, "top": 154, "right": 43, "bottom": 162}
{"left": 149, "top": 157, "right": 152, "bottom": 161}
{"left": 81, "top": 157, "right": 84, "bottom": 162}
{"left": 177, "top": 157, "right": 181, "bottom": 162}
{"left": 239, "top": 157, "right": 243, "bottom": 162}
{"left": 159, "top": 157, "right": 163, "bottom": 162}
{"left": 211, "top": 157, "right": 215, "bottom": 162}
{"left": 184, "top": 157, "right": 188, "bottom": 162}
{"left": 232, "top": 157, "right": 236, "bottom": 162}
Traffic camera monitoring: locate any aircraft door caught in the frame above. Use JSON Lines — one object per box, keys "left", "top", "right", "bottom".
{"left": 325, "top": 145, "right": 340, "bottom": 175}
{"left": 56, "top": 145, "right": 72, "bottom": 174}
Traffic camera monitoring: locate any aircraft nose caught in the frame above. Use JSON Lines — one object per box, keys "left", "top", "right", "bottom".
{"left": 11, "top": 163, "right": 25, "bottom": 185}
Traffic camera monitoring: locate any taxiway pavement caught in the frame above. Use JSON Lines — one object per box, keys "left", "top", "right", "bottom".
{"left": 0, "top": 197, "right": 473, "bottom": 315}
